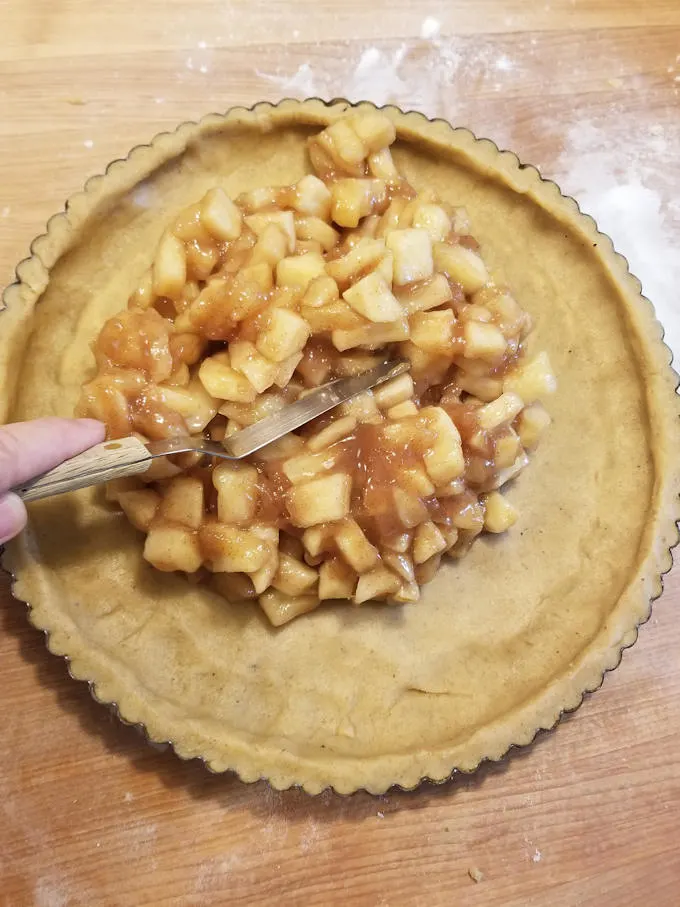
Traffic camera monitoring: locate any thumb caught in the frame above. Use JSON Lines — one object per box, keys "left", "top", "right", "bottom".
{"left": 0, "top": 417, "right": 105, "bottom": 546}
{"left": 0, "top": 417, "right": 106, "bottom": 494}
{"left": 0, "top": 493, "right": 27, "bottom": 545}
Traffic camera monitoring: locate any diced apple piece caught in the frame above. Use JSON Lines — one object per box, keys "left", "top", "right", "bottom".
{"left": 322, "top": 119, "right": 367, "bottom": 170}
{"left": 213, "top": 461, "right": 259, "bottom": 523}
{"left": 307, "top": 415, "right": 358, "bottom": 452}
{"left": 144, "top": 525, "right": 202, "bottom": 573}
{"left": 200, "top": 188, "right": 243, "bottom": 240}
{"left": 396, "top": 273, "right": 453, "bottom": 314}
{"left": 256, "top": 308, "right": 311, "bottom": 362}
{"left": 381, "top": 550, "right": 415, "bottom": 583}
{"left": 249, "top": 551, "right": 279, "bottom": 595}
{"left": 318, "top": 558, "right": 357, "bottom": 600}
{"left": 393, "top": 488, "right": 429, "bottom": 529}
{"left": 302, "top": 301, "right": 365, "bottom": 333}
{"left": 411, "top": 204, "right": 452, "bottom": 243}
{"left": 409, "top": 309, "right": 454, "bottom": 353}
{"left": 477, "top": 392, "right": 524, "bottom": 431}
{"left": 302, "top": 525, "right": 333, "bottom": 558}
{"left": 302, "top": 274, "right": 339, "bottom": 309}
{"left": 343, "top": 271, "right": 403, "bottom": 323}
{"left": 200, "top": 523, "right": 270, "bottom": 573}
{"left": 412, "top": 521, "right": 447, "bottom": 565}
{"left": 245, "top": 211, "right": 296, "bottom": 253}
{"left": 294, "top": 216, "right": 339, "bottom": 252}
{"left": 228, "top": 339, "right": 278, "bottom": 394}
{"left": 462, "top": 320, "right": 507, "bottom": 361}
{"left": 282, "top": 450, "right": 340, "bottom": 485}
{"left": 235, "top": 186, "right": 279, "bottom": 213}
{"left": 488, "top": 452, "right": 530, "bottom": 491}
{"left": 457, "top": 370, "right": 504, "bottom": 402}
{"left": 398, "top": 341, "right": 451, "bottom": 386}
{"left": 372, "top": 373, "right": 414, "bottom": 410}
{"left": 399, "top": 465, "right": 436, "bottom": 497}
{"left": 273, "top": 351, "right": 303, "bottom": 388}
{"left": 332, "top": 316, "right": 409, "bottom": 351}
{"left": 249, "top": 223, "right": 290, "bottom": 267}
{"left": 257, "top": 433, "right": 305, "bottom": 463}
{"left": 276, "top": 252, "right": 326, "bottom": 290}
{"left": 158, "top": 475, "right": 204, "bottom": 529}
{"left": 199, "top": 353, "right": 257, "bottom": 403}
{"left": 105, "top": 477, "right": 142, "bottom": 502}
{"left": 286, "top": 473, "right": 352, "bottom": 528}
{"left": 334, "top": 519, "right": 379, "bottom": 572}
{"left": 387, "top": 400, "right": 418, "bottom": 419}
{"left": 331, "top": 179, "right": 385, "bottom": 228}
{"left": 494, "top": 429, "right": 522, "bottom": 469}
{"left": 433, "top": 243, "right": 488, "bottom": 293}
{"left": 503, "top": 351, "right": 557, "bottom": 403}
{"left": 211, "top": 571, "right": 257, "bottom": 602}
{"left": 368, "top": 147, "right": 400, "bottom": 182}
{"left": 516, "top": 402, "right": 551, "bottom": 448}
{"left": 326, "top": 238, "right": 386, "bottom": 285}
{"left": 293, "top": 174, "right": 332, "bottom": 219}
{"left": 157, "top": 378, "right": 218, "bottom": 433}
{"left": 153, "top": 232, "right": 186, "bottom": 299}
{"left": 354, "top": 566, "right": 401, "bottom": 604}
{"left": 339, "top": 390, "right": 382, "bottom": 424}
{"left": 258, "top": 590, "right": 320, "bottom": 626}
{"left": 348, "top": 110, "right": 396, "bottom": 151}
{"left": 386, "top": 229, "right": 433, "bottom": 286}
{"left": 414, "top": 553, "right": 442, "bottom": 584}
{"left": 421, "top": 406, "right": 465, "bottom": 484}
{"left": 272, "top": 553, "right": 319, "bottom": 596}
{"left": 393, "top": 581, "right": 420, "bottom": 603}
{"left": 219, "top": 389, "right": 287, "bottom": 425}
{"left": 334, "top": 351, "right": 382, "bottom": 377}
{"left": 376, "top": 197, "right": 409, "bottom": 236}
{"left": 482, "top": 491, "right": 518, "bottom": 533}
{"left": 118, "top": 489, "right": 160, "bottom": 532}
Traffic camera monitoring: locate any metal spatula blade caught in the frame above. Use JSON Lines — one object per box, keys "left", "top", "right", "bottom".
{"left": 14, "top": 358, "right": 410, "bottom": 503}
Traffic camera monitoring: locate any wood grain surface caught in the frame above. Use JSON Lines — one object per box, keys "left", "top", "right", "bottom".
{"left": 1, "top": 2, "right": 679, "bottom": 905}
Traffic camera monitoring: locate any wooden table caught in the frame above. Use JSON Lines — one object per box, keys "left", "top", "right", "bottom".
{"left": 1, "top": 2, "right": 679, "bottom": 904}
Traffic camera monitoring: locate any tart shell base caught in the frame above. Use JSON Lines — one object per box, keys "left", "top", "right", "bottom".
{"left": 1, "top": 100, "right": 678, "bottom": 794}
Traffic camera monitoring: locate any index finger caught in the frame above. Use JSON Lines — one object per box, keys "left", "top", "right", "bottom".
{"left": 0, "top": 418, "right": 106, "bottom": 493}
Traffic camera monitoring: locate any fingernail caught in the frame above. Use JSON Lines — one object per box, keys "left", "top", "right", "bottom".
{"left": 0, "top": 493, "right": 27, "bottom": 545}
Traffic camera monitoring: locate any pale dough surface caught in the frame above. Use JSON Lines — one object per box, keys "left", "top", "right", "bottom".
{"left": 1, "top": 101, "right": 678, "bottom": 793}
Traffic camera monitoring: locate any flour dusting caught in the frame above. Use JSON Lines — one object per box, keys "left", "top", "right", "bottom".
{"left": 257, "top": 62, "right": 318, "bottom": 97}
{"left": 556, "top": 120, "right": 680, "bottom": 361}
{"left": 34, "top": 877, "right": 69, "bottom": 907}
{"left": 256, "top": 39, "right": 515, "bottom": 113}
{"left": 419, "top": 17, "right": 441, "bottom": 40}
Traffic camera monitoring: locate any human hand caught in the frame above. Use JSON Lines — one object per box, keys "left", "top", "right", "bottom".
{"left": 0, "top": 417, "right": 105, "bottom": 544}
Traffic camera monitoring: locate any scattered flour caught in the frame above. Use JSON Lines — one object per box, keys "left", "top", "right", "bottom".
{"left": 258, "top": 61, "right": 318, "bottom": 97}
{"left": 34, "top": 878, "right": 69, "bottom": 907}
{"left": 531, "top": 848, "right": 542, "bottom": 863}
{"left": 257, "top": 39, "right": 509, "bottom": 111}
{"left": 419, "top": 17, "right": 441, "bottom": 40}
{"left": 556, "top": 120, "right": 680, "bottom": 362}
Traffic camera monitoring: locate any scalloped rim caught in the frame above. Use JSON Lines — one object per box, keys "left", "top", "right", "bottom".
{"left": 1, "top": 98, "right": 679, "bottom": 795}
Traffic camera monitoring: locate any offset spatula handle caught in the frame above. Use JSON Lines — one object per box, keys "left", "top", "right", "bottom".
{"left": 15, "top": 437, "right": 153, "bottom": 503}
